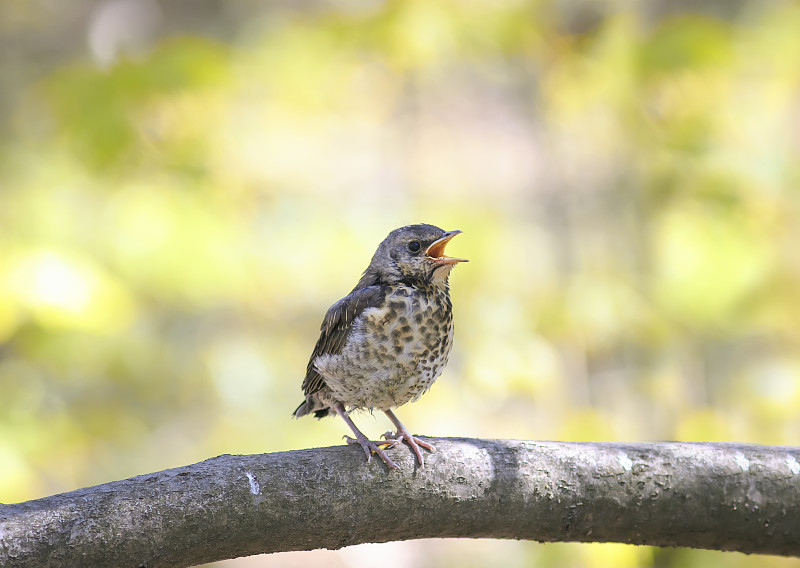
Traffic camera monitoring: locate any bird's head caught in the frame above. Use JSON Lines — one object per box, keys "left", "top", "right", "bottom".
{"left": 359, "top": 224, "right": 467, "bottom": 288}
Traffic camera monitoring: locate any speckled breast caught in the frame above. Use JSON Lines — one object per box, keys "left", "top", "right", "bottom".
{"left": 314, "top": 284, "right": 454, "bottom": 411}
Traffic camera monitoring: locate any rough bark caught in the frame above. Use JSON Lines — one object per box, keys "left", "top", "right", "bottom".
{"left": 1, "top": 439, "right": 799, "bottom": 567}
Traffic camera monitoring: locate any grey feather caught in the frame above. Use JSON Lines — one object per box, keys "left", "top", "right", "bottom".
{"left": 300, "top": 285, "right": 386, "bottom": 397}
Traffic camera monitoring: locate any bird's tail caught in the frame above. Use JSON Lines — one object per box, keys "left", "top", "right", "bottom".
{"left": 292, "top": 398, "right": 330, "bottom": 419}
{"left": 292, "top": 400, "right": 310, "bottom": 418}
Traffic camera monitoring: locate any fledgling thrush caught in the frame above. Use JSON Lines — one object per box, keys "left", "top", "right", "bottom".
{"left": 293, "top": 224, "right": 466, "bottom": 469}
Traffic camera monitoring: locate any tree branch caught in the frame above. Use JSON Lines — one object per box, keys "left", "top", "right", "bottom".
{"left": 2, "top": 439, "right": 799, "bottom": 567}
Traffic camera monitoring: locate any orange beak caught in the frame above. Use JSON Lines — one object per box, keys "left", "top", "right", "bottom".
{"left": 425, "top": 230, "right": 468, "bottom": 265}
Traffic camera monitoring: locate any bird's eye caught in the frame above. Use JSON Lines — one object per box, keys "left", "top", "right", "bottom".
{"left": 407, "top": 241, "right": 421, "bottom": 253}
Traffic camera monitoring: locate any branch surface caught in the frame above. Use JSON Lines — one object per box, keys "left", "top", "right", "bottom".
{"left": 2, "top": 439, "right": 799, "bottom": 568}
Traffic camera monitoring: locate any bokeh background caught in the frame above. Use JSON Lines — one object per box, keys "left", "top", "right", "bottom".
{"left": 2, "top": 1, "right": 800, "bottom": 566}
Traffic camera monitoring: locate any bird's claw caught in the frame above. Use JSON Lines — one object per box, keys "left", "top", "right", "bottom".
{"left": 344, "top": 435, "right": 400, "bottom": 469}
{"left": 344, "top": 435, "right": 399, "bottom": 451}
{"left": 382, "top": 431, "right": 436, "bottom": 467}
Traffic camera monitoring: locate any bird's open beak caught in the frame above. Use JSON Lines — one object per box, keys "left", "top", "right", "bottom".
{"left": 426, "top": 230, "right": 468, "bottom": 265}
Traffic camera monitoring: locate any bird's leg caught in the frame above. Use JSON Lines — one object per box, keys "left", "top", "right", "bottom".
{"left": 382, "top": 409, "right": 435, "bottom": 467}
{"left": 333, "top": 403, "right": 400, "bottom": 470}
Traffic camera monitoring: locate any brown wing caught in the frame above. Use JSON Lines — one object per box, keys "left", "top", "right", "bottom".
{"left": 301, "top": 285, "right": 386, "bottom": 396}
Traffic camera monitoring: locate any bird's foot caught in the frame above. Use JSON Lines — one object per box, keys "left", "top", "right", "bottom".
{"left": 382, "top": 431, "right": 436, "bottom": 467}
{"left": 344, "top": 435, "right": 401, "bottom": 470}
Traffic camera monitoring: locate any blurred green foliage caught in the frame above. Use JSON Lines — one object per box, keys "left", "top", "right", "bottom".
{"left": 1, "top": 1, "right": 799, "bottom": 567}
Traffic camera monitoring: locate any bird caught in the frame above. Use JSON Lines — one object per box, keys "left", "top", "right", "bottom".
{"left": 293, "top": 224, "right": 467, "bottom": 469}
